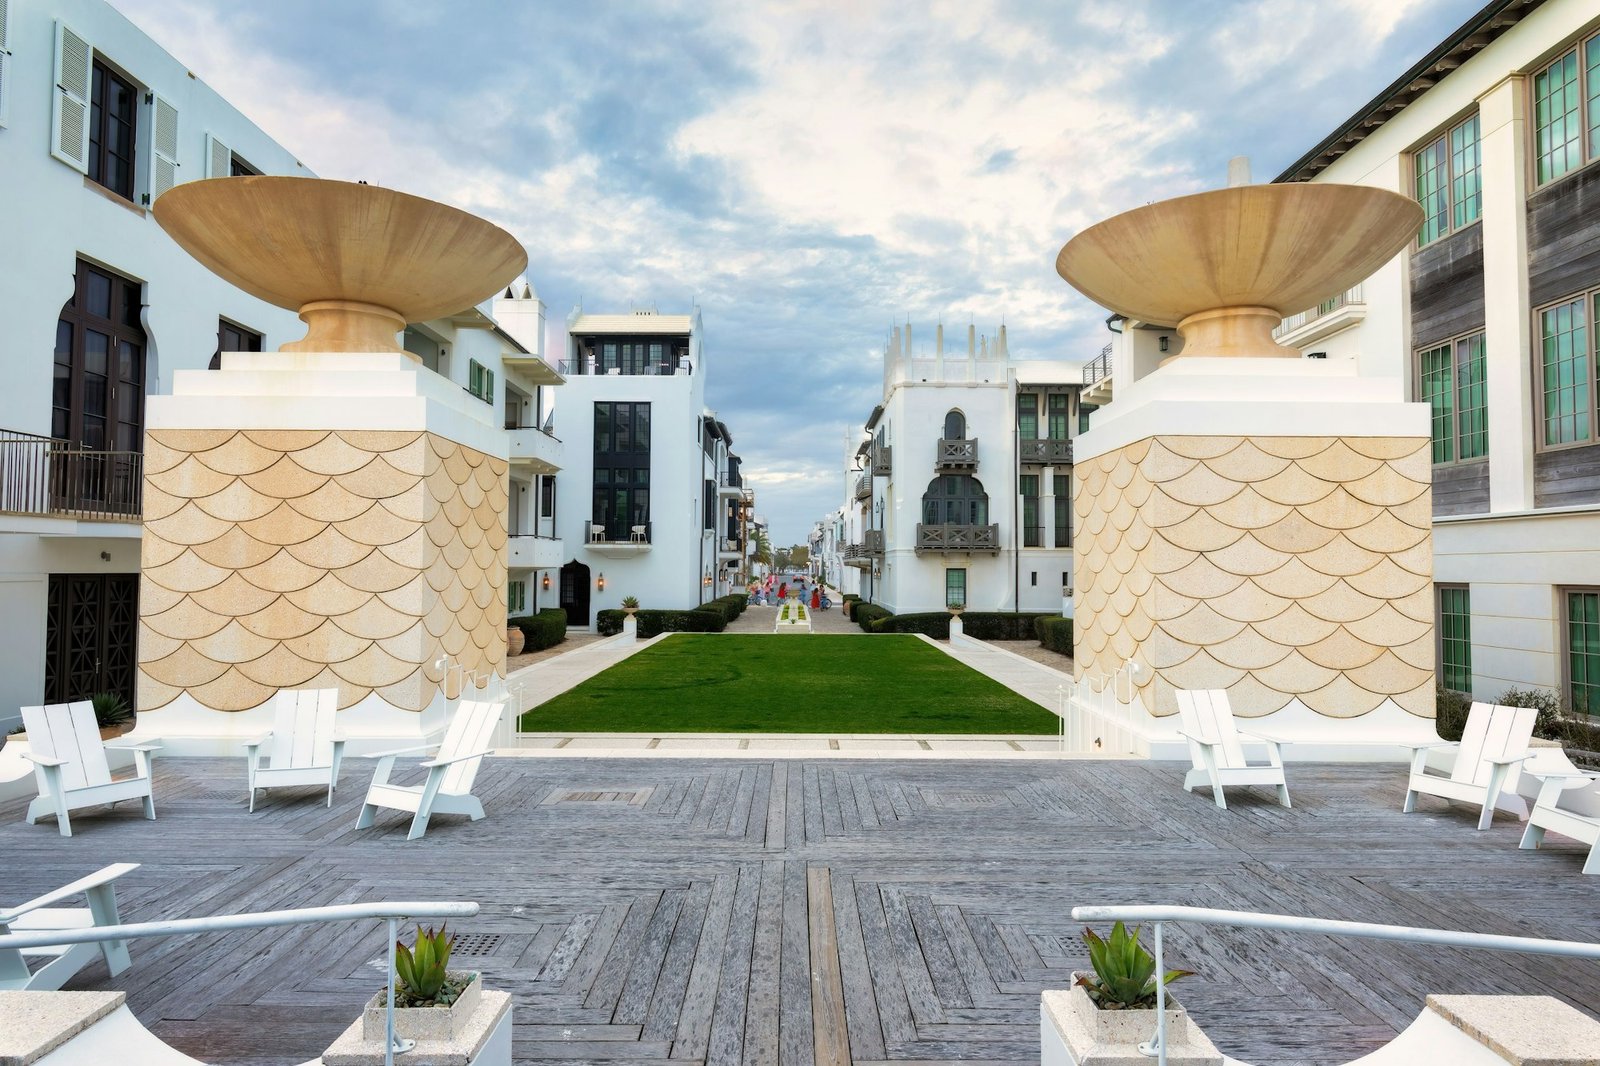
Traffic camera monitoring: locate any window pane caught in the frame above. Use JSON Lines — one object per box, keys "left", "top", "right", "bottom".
{"left": 945, "top": 568, "right": 966, "bottom": 608}
{"left": 1419, "top": 344, "right": 1454, "bottom": 462}
{"left": 1569, "top": 591, "right": 1600, "bottom": 716}
{"left": 1047, "top": 394, "right": 1069, "bottom": 439}
{"left": 1415, "top": 136, "right": 1450, "bottom": 243}
{"left": 1017, "top": 394, "right": 1037, "bottom": 440}
{"left": 1450, "top": 116, "right": 1481, "bottom": 228}
{"left": 1456, "top": 334, "right": 1487, "bottom": 460}
{"left": 1535, "top": 50, "right": 1582, "bottom": 184}
{"left": 86, "top": 272, "right": 112, "bottom": 319}
{"left": 1438, "top": 586, "right": 1472, "bottom": 692}
{"left": 1079, "top": 403, "right": 1098, "bottom": 435}
{"left": 1541, "top": 299, "right": 1590, "bottom": 444}
{"left": 1588, "top": 34, "right": 1600, "bottom": 165}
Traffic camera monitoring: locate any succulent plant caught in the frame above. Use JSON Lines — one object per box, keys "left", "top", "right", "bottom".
{"left": 1076, "top": 921, "right": 1192, "bottom": 1010}
{"left": 90, "top": 692, "right": 133, "bottom": 729}
{"left": 394, "top": 924, "right": 454, "bottom": 1003}
{"left": 621, "top": 596, "right": 640, "bottom": 609}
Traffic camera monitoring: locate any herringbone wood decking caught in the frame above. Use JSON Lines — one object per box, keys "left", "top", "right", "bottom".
{"left": 3, "top": 756, "right": 1599, "bottom": 1065}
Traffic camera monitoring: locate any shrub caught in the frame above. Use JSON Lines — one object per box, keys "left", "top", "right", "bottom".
{"left": 874, "top": 612, "right": 949, "bottom": 638}
{"left": 1035, "top": 615, "right": 1073, "bottom": 655}
{"left": 596, "top": 608, "right": 727, "bottom": 638}
{"left": 854, "top": 603, "right": 892, "bottom": 632}
{"left": 1496, "top": 687, "right": 1564, "bottom": 738}
{"left": 961, "top": 612, "right": 1052, "bottom": 640}
{"left": 1436, "top": 687, "right": 1471, "bottom": 741}
{"left": 842, "top": 594, "right": 860, "bottom": 620}
{"left": 714, "top": 593, "right": 747, "bottom": 618}
{"left": 509, "top": 608, "right": 567, "bottom": 652}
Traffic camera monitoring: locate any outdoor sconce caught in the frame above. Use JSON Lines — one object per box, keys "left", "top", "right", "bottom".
{"left": 542, "top": 571, "right": 551, "bottom": 590}
{"left": 1159, "top": 335, "right": 1169, "bottom": 353}
{"left": 597, "top": 572, "right": 605, "bottom": 592}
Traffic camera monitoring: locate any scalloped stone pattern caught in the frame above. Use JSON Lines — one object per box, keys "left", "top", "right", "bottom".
{"left": 137, "top": 429, "right": 507, "bottom": 713}
{"left": 1073, "top": 435, "right": 1433, "bottom": 720}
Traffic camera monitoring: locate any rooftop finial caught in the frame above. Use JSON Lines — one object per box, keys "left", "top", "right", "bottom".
{"left": 1227, "top": 156, "right": 1252, "bottom": 187}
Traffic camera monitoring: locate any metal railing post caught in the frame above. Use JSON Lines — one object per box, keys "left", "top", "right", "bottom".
{"left": 1137, "top": 921, "right": 1166, "bottom": 1064}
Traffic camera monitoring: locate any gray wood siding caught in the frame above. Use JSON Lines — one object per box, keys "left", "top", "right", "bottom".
{"left": 1433, "top": 461, "right": 1489, "bottom": 516}
{"left": 1528, "top": 161, "right": 1600, "bottom": 308}
{"left": 1536, "top": 443, "right": 1600, "bottom": 508}
{"left": 1410, "top": 224, "right": 1485, "bottom": 349}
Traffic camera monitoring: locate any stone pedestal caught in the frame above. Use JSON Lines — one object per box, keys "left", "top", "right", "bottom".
{"left": 622, "top": 615, "right": 638, "bottom": 642}
{"left": 134, "top": 353, "right": 508, "bottom": 750}
{"left": 1073, "top": 359, "right": 1436, "bottom": 741}
{"left": 948, "top": 615, "right": 965, "bottom": 644}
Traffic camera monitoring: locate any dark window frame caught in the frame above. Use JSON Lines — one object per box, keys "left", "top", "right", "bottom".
{"left": 1563, "top": 586, "right": 1600, "bottom": 717}
{"left": 56, "top": 259, "right": 145, "bottom": 452}
{"left": 593, "top": 402, "right": 651, "bottom": 540}
{"left": 88, "top": 58, "right": 138, "bottom": 202}
{"left": 1436, "top": 584, "right": 1472, "bottom": 693}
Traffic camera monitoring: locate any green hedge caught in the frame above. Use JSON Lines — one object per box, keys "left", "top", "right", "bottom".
{"left": 854, "top": 603, "right": 892, "bottom": 632}
{"left": 873, "top": 612, "right": 950, "bottom": 637}
{"left": 509, "top": 608, "right": 567, "bottom": 652}
{"left": 961, "top": 613, "right": 1052, "bottom": 640}
{"left": 842, "top": 594, "right": 861, "bottom": 620}
{"left": 596, "top": 608, "right": 728, "bottom": 637}
{"left": 1035, "top": 615, "right": 1073, "bottom": 655}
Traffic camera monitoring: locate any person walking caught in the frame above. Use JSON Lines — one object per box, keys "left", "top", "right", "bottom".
{"left": 779, "top": 581, "right": 788, "bottom": 601}
{"left": 810, "top": 587, "right": 820, "bottom": 611}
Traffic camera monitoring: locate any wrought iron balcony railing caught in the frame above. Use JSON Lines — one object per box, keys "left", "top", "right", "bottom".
{"left": 0, "top": 430, "right": 143, "bottom": 521}
{"left": 1083, "top": 343, "right": 1112, "bottom": 387}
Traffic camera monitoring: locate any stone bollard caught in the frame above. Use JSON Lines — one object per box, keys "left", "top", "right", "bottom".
{"left": 949, "top": 616, "right": 964, "bottom": 645}
{"left": 622, "top": 616, "right": 638, "bottom": 643}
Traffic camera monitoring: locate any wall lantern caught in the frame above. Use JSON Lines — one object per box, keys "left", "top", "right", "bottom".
{"left": 1159, "top": 335, "right": 1170, "bottom": 353}
{"left": 542, "top": 571, "right": 552, "bottom": 590}
{"left": 597, "top": 572, "right": 605, "bottom": 592}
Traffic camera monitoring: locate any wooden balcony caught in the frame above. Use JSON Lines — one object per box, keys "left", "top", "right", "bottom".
{"left": 870, "top": 445, "right": 892, "bottom": 477}
{"left": 854, "top": 473, "right": 872, "bottom": 500}
{"left": 915, "top": 523, "right": 1000, "bottom": 554}
{"left": 1019, "top": 439, "right": 1073, "bottom": 465}
{"left": 936, "top": 438, "right": 977, "bottom": 469}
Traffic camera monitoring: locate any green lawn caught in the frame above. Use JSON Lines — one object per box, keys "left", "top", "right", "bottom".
{"left": 518, "top": 634, "right": 1059, "bottom": 734}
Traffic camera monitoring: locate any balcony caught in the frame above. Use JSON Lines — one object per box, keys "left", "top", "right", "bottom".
{"left": 936, "top": 438, "right": 977, "bottom": 469}
{"left": 1274, "top": 284, "right": 1365, "bottom": 347}
{"left": 870, "top": 444, "right": 892, "bottom": 477}
{"left": 863, "top": 529, "right": 884, "bottom": 555}
{"left": 0, "top": 430, "right": 143, "bottom": 524}
{"left": 507, "top": 425, "right": 564, "bottom": 473}
{"left": 854, "top": 473, "right": 872, "bottom": 500}
{"left": 1019, "top": 438, "right": 1073, "bottom": 465}
{"left": 717, "top": 538, "right": 742, "bottom": 562}
{"left": 507, "top": 534, "right": 564, "bottom": 569}
{"left": 1081, "top": 342, "right": 1114, "bottom": 406}
{"left": 585, "top": 520, "right": 652, "bottom": 555}
{"left": 499, "top": 352, "right": 565, "bottom": 385}
{"left": 557, "top": 357, "right": 690, "bottom": 377}
{"left": 915, "top": 523, "right": 1000, "bottom": 554}
{"left": 842, "top": 543, "right": 872, "bottom": 568}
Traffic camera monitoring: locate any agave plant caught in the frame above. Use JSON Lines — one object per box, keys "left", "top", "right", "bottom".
{"left": 90, "top": 691, "right": 133, "bottom": 729}
{"left": 621, "top": 596, "right": 640, "bottom": 609}
{"left": 394, "top": 924, "right": 454, "bottom": 1004}
{"left": 1076, "top": 921, "right": 1192, "bottom": 1010}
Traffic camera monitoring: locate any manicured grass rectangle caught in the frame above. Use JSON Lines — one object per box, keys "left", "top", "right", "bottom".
{"left": 518, "top": 634, "right": 1059, "bottom": 734}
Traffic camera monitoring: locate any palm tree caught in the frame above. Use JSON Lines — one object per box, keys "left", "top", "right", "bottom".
{"left": 753, "top": 529, "right": 772, "bottom": 570}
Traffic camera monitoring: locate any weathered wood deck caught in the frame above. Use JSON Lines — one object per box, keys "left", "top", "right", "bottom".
{"left": 4, "top": 756, "right": 1599, "bottom": 1066}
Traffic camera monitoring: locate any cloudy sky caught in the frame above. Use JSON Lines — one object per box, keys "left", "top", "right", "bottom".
{"left": 117, "top": 0, "right": 1480, "bottom": 544}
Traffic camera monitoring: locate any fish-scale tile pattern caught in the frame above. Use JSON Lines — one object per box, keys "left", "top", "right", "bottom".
{"left": 1074, "top": 435, "right": 1433, "bottom": 721}
{"left": 137, "top": 430, "right": 507, "bottom": 714}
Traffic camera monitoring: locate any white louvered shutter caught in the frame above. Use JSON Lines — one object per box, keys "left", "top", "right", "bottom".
{"left": 145, "top": 92, "right": 178, "bottom": 203}
{"left": 0, "top": 0, "right": 13, "bottom": 129}
{"left": 204, "top": 131, "right": 230, "bottom": 178}
{"left": 49, "top": 20, "right": 90, "bottom": 172}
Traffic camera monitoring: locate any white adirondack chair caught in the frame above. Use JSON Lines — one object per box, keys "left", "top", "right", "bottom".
{"left": 242, "top": 688, "right": 344, "bottom": 811}
{"left": 1175, "top": 689, "right": 1291, "bottom": 810}
{"left": 355, "top": 698, "right": 504, "bottom": 840}
{"left": 1519, "top": 770, "right": 1600, "bottom": 874}
{"left": 0, "top": 863, "right": 138, "bottom": 990}
{"left": 20, "top": 702, "right": 161, "bottom": 836}
{"left": 1402, "top": 701, "right": 1536, "bottom": 830}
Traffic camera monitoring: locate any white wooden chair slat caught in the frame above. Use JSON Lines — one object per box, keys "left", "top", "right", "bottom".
{"left": 19, "top": 703, "right": 157, "bottom": 836}
{"left": 356, "top": 697, "right": 505, "bottom": 839}
{"left": 1176, "top": 689, "right": 1290, "bottom": 811}
{"left": 1404, "top": 702, "right": 1535, "bottom": 830}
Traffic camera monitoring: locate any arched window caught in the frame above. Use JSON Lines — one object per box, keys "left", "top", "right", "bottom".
{"left": 922, "top": 475, "right": 989, "bottom": 525}
{"left": 943, "top": 409, "right": 965, "bottom": 440}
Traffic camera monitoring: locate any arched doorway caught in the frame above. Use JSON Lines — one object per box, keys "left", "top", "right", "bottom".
{"left": 559, "top": 560, "right": 591, "bottom": 627}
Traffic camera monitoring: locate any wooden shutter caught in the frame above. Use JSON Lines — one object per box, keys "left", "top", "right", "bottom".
{"left": 204, "top": 131, "right": 230, "bottom": 178}
{"left": 0, "top": 0, "right": 12, "bottom": 128}
{"left": 144, "top": 92, "right": 178, "bottom": 203}
{"left": 50, "top": 20, "right": 91, "bottom": 172}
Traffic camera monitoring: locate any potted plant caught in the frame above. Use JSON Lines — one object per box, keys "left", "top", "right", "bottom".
{"left": 620, "top": 596, "right": 640, "bottom": 617}
{"left": 362, "top": 925, "right": 481, "bottom": 1043}
{"left": 91, "top": 692, "right": 135, "bottom": 740}
{"left": 1041, "top": 922, "right": 1219, "bottom": 1065}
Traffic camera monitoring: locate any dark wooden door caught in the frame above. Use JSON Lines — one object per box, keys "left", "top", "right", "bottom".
{"left": 559, "top": 561, "right": 590, "bottom": 628}
{"left": 45, "top": 573, "right": 139, "bottom": 708}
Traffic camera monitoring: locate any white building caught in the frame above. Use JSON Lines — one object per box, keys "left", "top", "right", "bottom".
{"left": 1268, "top": 0, "right": 1600, "bottom": 713}
{"left": 551, "top": 308, "right": 746, "bottom": 625}
{"left": 0, "top": 0, "right": 565, "bottom": 731}
{"left": 835, "top": 323, "right": 1082, "bottom": 615}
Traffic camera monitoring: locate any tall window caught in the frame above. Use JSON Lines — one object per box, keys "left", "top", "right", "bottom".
{"left": 508, "top": 580, "right": 527, "bottom": 616}
{"left": 1079, "top": 402, "right": 1098, "bottom": 435}
{"left": 921, "top": 475, "right": 988, "bottom": 526}
{"left": 89, "top": 60, "right": 137, "bottom": 200}
{"left": 210, "top": 319, "right": 262, "bottom": 370}
{"left": 1047, "top": 394, "right": 1070, "bottom": 439}
{"left": 1538, "top": 293, "right": 1595, "bottom": 447}
{"left": 1053, "top": 474, "right": 1071, "bottom": 547}
{"left": 943, "top": 409, "right": 965, "bottom": 439}
{"left": 1532, "top": 35, "right": 1600, "bottom": 186}
{"left": 1017, "top": 393, "right": 1037, "bottom": 440}
{"left": 945, "top": 568, "right": 966, "bottom": 609}
{"left": 1417, "top": 332, "right": 1487, "bottom": 463}
{"left": 592, "top": 337, "right": 684, "bottom": 375}
{"left": 1020, "top": 474, "right": 1040, "bottom": 547}
{"left": 468, "top": 359, "right": 495, "bottom": 404}
{"left": 593, "top": 402, "right": 650, "bottom": 540}
{"left": 1567, "top": 589, "right": 1600, "bottom": 716}
{"left": 1414, "top": 115, "right": 1480, "bottom": 245}
{"left": 55, "top": 260, "right": 145, "bottom": 451}
{"left": 1437, "top": 585, "right": 1471, "bottom": 693}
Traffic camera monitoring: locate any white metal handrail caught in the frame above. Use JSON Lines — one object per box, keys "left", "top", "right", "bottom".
{"left": 1, "top": 899, "right": 477, "bottom": 1066}
{"left": 1070, "top": 903, "right": 1600, "bottom": 1066}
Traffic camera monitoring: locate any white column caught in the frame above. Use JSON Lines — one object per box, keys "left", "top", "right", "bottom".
{"left": 1478, "top": 74, "right": 1536, "bottom": 512}
{"left": 1042, "top": 466, "right": 1058, "bottom": 548}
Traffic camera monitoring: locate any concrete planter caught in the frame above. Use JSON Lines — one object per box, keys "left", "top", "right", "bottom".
{"left": 1041, "top": 979, "right": 1221, "bottom": 1066}
{"left": 362, "top": 972, "right": 481, "bottom": 1043}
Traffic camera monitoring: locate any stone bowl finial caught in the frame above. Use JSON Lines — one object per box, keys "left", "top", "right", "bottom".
{"left": 1055, "top": 184, "right": 1422, "bottom": 359}
{"left": 154, "top": 177, "right": 528, "bottom": 354}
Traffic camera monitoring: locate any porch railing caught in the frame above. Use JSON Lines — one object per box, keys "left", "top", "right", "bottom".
{"left": 1019, "top": 438, "right": 1073, "bottom": 465}
{"left": 1082, "top": 343, "right": 1113, "bottom": 387}
{"left": 915, "top": 523, "right": 1000, "bottom": 553}
{"left": 936, "top": 438, "right": 978, "bottom": 468}
{"left": 0, "top": 429, "right": 143, "bottom": 521}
